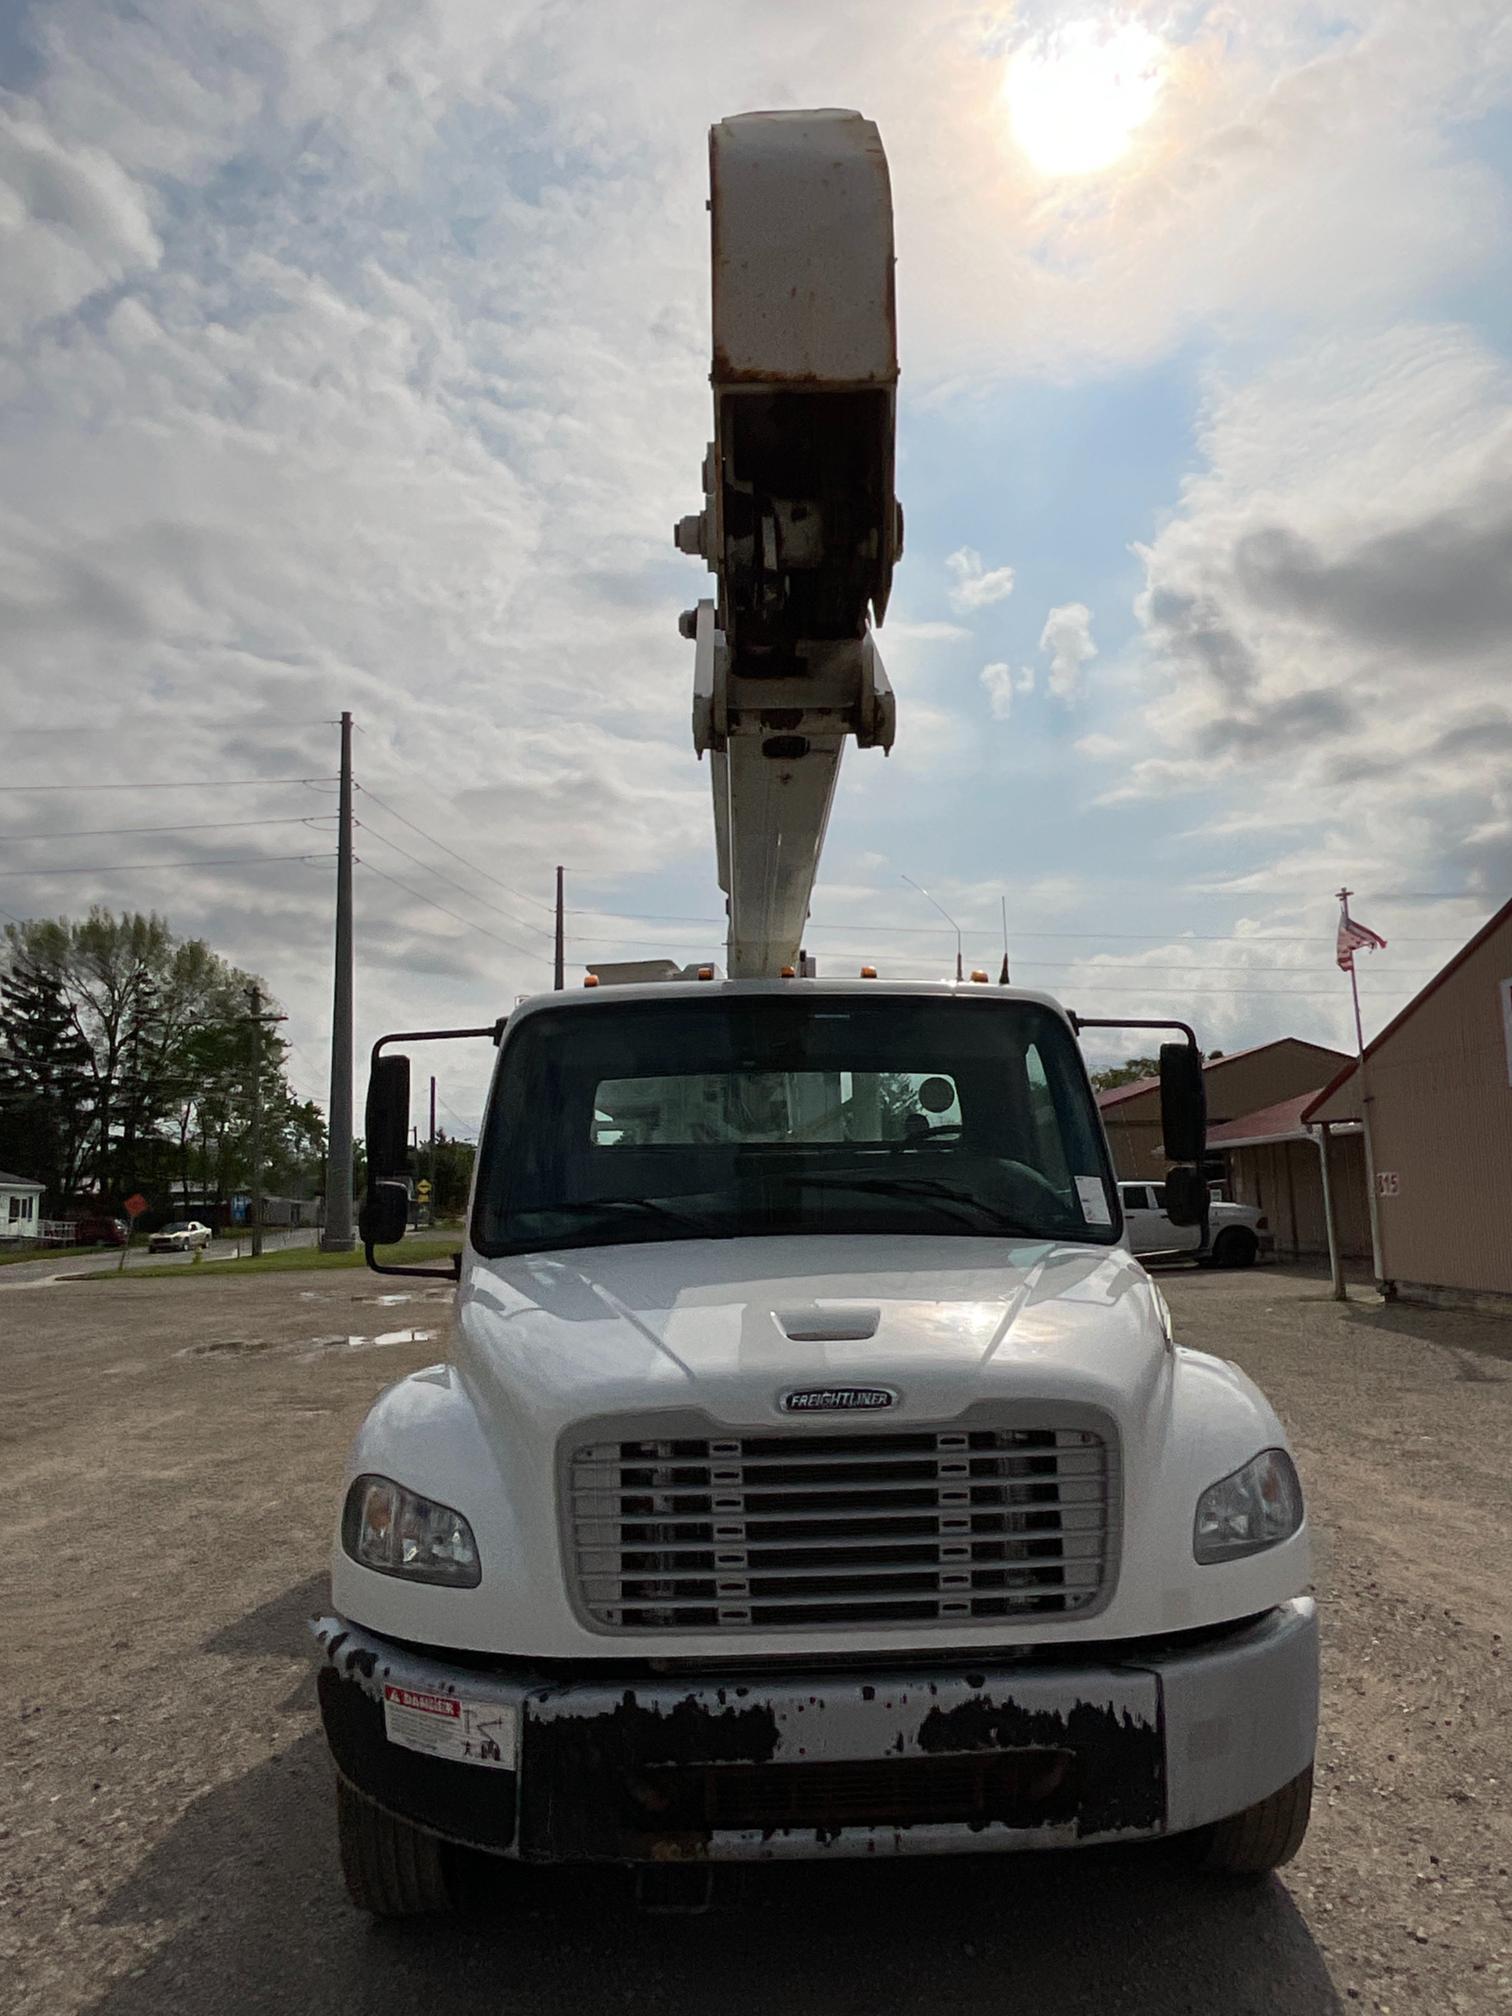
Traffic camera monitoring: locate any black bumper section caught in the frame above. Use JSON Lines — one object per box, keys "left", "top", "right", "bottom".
{"left": 317, "top": 1660, "right": 1164, "bottom": 1861}
{"left": 318, "top": 1667, "right": 517, "bottom": 1854}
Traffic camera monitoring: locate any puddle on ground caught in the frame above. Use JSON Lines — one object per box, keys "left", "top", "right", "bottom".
{"left": 178, "top": 1327, "right": 436, "bottom": 1364}
{"left": 295, "top": 1327, "right": 435, "bottom": 1363}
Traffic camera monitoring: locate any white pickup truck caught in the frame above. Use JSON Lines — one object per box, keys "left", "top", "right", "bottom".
{"left": 1118, "top": 1183, "right": 1270, "bottom": 1269}
{"left": 309, "top": 109, "right": 1316, "bottom": 1916}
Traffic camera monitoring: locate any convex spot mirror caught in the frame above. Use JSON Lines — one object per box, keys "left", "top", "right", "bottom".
{"left": 359, "top": 1180, "right": 409, "bottom": 1248}
{"left": 918, "top": 1075, "right": 956, "bottom": 1114}
{"left": 1164, "top": 1166, "right": 1208, "bottom": 1228}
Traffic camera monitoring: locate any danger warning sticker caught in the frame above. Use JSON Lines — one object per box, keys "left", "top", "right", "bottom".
{"left": 382, "top": 1683, "right": 517, "bottom": 1770}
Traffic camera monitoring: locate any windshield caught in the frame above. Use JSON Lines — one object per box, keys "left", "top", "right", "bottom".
{"left": 473, "top": 993, "right": 1119, "bottom": 1257}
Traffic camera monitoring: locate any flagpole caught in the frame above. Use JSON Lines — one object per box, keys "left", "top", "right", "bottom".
{"left": 1338, "top": 886, "right": 1385, "bottom": 1286}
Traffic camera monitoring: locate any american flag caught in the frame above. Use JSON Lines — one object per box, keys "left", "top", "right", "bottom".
{"left": 1336, "top": 907, "right": 1387, "bottom": 972}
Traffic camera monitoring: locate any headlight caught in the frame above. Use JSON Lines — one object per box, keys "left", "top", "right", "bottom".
{"left": 341, "top": 1474, "right": 481, "bottom": 1587}
{"left": 1193, "top": 1448, "right": 1303, "bottom": 1564}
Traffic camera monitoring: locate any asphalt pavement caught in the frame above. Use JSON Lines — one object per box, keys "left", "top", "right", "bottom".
{"left": 0, "top": 1226, "right": 318, "bottom": 1287}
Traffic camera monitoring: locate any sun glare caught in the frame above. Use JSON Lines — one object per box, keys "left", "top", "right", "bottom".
{"left": 1004, "top": 18, "right": 1165, "bottom": 178}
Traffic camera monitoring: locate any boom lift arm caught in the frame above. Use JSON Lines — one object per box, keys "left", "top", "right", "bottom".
{"left": 678, "top": 111, "right": 902, "bottom": 978}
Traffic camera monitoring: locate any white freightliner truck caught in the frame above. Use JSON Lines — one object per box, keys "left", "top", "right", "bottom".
{"left": 312, "top": 111, "right": 1318, "bottom": 1914}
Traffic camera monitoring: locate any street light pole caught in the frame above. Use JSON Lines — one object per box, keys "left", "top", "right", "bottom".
{"left": 901, "top": 874, "right": 964, "bottom": 981}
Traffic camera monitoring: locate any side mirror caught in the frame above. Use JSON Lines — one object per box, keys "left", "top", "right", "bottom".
{"left": 1159, "top": 1042, "right": 1206, "bottom": 1166}
{"left": 359, "top": 1179, "right": 410, "bottom": 1249}
{"left": 1163, "top": 1166, "right": 1208, "bottom": 1229}
{"left": 366, "top": 1054, "right": 411, "bottom": 1182}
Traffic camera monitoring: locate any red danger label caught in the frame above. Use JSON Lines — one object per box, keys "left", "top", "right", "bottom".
{"left": 384, "top": 1685, "right": 461, "bottom": 1718}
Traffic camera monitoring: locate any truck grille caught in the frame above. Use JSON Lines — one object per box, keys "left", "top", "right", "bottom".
{"left": 567, "top": 1424, "right": 1113, "bottom": 1631}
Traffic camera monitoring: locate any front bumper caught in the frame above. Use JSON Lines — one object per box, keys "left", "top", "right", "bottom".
{"left": 311, "top": 1599, "right": 1317, "bottom": 1863}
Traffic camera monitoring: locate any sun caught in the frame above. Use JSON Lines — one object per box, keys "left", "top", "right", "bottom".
{"left": 1004, "top": 18, "right": 1165, "bottom": 178}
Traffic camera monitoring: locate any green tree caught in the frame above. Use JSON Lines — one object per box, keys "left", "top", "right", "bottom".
{"left": 427, "top": 1132, "right": 476, "bottom": 1217}
{"left": 0, "top": 910, "right": 318, "bottom": 1210}
{"left": 0, "top": 951, "right": 94, "bottom": 1206}
{"left": 1089, "top": 1055, "right": 1161, "bottom": 1092}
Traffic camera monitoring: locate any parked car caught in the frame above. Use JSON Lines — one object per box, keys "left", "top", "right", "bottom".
{"left": 1118, "top": 1182, "right": 1270, "bottom": 1268}
{"left": 72, "top": 1215, "right": 129, "bottom": 1247}
{"left": 147, "top": 1219, "right": 214, "bottom": 1254}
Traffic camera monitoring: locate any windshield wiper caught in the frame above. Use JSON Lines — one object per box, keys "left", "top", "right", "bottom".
{"left": 780, "top": 1172, "right": 1038, "bottom": 1236}
{"left": 543, "top": 1197, "right": 726, "bottom": 1241}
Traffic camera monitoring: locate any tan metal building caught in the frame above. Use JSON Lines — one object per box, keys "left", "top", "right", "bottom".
{"left": 1207, "top": 1095, "right": 1372, "bottom": 1263}
{"left": 1305, "top": 896, "right": 1512, "bottom": 1307}
{"left": 1096, "top": 1038, "right": 1352, "bottom": 1181}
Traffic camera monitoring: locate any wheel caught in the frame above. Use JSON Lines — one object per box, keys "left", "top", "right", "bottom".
{"left": 336, "top": 1777, "right": 457, "bottom": 1916}
{"left": 1194, "top": 1765, "right": 1313, "bottom": 1876}
{"left": 1212, "top": 1227, "right": 1258, "bottom": 1269}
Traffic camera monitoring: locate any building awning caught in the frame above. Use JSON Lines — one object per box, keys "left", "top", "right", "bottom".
{"left": 1207, "top": 1092, "right": 1363, "bottom": 1153}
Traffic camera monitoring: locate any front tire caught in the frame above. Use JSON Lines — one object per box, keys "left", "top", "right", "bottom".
{"left": 1212, "top": 1227, "right": 1258, "bottom": 1269}
{"left": 336, "top": 1778, "right": 456, "bottom": 1917}
{"left": 1194, "top": 1765, "right": 1313, "bottom": 1875}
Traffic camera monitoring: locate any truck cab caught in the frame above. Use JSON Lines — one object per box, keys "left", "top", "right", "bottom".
{"left": 313, "top": 978, "right": 1317, "bottom": 1909}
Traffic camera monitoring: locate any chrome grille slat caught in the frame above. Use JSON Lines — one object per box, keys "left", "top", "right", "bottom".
{"left": 568, "top": 1423, "right": 1114, "bottom": 1631}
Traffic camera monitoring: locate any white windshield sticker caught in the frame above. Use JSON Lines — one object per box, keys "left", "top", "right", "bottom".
{"left": 383, "top": 1684, "right": 517, "bottom": 1770}
{"left": 1076, "top": 1176, "right": 1112, "bottom": 1226}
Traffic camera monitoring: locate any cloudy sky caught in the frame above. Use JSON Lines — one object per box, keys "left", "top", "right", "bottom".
{"left": 3, "top": 0, "right": 1510, "bottom": 1134}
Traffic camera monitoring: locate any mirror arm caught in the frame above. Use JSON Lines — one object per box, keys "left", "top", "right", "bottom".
{"left": 361, "top": 1246, "right": 463, "bottom": 1282}
{"left": 1069, "top": 1015, "right": 1198, "bottom": 1047}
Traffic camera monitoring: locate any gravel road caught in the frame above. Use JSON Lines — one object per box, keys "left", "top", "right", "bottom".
{"left": 3, "top": 1264, "right": 1509, "bottom": 2015}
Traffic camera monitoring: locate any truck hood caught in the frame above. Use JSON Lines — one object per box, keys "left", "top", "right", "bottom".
{"left": 455, "top": 1233, "right": 1170, "bottom": 1436}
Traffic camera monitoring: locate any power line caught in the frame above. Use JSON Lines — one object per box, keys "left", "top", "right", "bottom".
{"left": 438, "top": 1095, "right": 480, "bottom": 1140}
{"left": 0, "top": 815, "right": 329, "bottom": 844}
{"left": 356, "top": 816, "right": 555, "bottom": 942}
{"left": 566, "top": 906, "right": 1471, "bottom": 945}
{"left": 561, "top": 930, "right": 1435, "bottom": 983}
{"left": 356, "top": 786, "right": 557, "bottom": 915}
{"left": 357, "top": 858, "right": 547, "bottom": 961}
{"left": 0, "top": 851, "right": 336, "bottom": 879}
{"left": 0, "top": 776, "right": 338, "bottom": 792}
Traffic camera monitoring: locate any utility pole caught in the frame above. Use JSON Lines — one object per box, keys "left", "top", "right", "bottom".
{"left": 553, "top": 864, "right": 566, "bottom": 990}
{"left": 247, "top": 983, "right": 264, "bottom": 1258}
{"left": 1338, "top": 886, "right": 1385, "bottom": 1285}
{"left": 322, "top": 710, "right": 356, "bottom": 1250}
{"left": 429, "top": 1074, "right": 437, "bottom": 1222}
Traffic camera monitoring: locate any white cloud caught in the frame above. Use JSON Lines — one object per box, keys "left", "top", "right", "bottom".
{"left": 946, "top": 546, "right": 1016, "bottom": 611}
{"left": 980, "top": 662, "right": 1014, "bottom": 720}
{"left": 1108, "top": 324, "right": 1512, "bottom": 908}
{"left": 979, "top": 660, "right": 1035, "bottom": 720}
{"left": 1039, "top": 602, "right": 1097, "bottom": 700}
{"left": 0, "top": 105, "right": 162, "bottom": 341}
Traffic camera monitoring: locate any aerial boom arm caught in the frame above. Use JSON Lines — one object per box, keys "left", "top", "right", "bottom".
{"left": 678, "top": 110, "right": 902, "bottom": 978}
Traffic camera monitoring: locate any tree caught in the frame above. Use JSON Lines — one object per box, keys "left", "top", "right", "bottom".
{"left": 428, "top": 1132, "right": 476, "bottom": 1217}
{"left": 0, "top": 950, "right": 94, "bottom": 1206}
{"left": 0, "top": 910, "right": 321, "bottom": 1209}
{"left": 1089, "top": 1055, "right": 1162, "bottom": 1092}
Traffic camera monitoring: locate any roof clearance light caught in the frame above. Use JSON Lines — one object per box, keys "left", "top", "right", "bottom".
{"left": 860, "top": 965, "right": 878, "bottom": 979}
{"left": 697, "top": 965, "right": 715, "bottom": 981}
{"left": 583, "top": 974, "right": 599, "bottom": 988}
{"left": 780, "top": 965, "right": 796, "bottom": 978}
{"left": 971, "top": 969, "right": 989, "bottom": 983}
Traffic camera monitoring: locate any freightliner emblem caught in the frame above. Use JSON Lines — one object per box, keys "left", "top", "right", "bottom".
{"left": 779, "top": 1386, "right": 897, "bottom": 1414}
